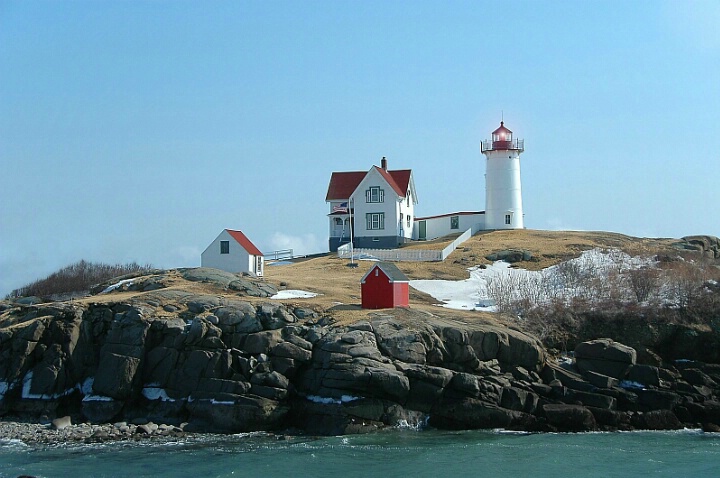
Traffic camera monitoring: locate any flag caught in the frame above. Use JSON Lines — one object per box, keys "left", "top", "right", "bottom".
{"left": 332, "top": 202, "right": 348, "bottom": 213}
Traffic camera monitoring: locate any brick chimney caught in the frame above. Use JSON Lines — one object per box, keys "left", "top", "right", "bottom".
{"left": 381, "top": 156, "right": 387, "bottom": 171}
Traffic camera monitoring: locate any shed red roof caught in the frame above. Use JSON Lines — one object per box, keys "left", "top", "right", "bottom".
{"left": 326, "top": 167, "right": 412, "bottom": 201}
{"left": 226, "top": 229, "right": 263, "bottom": 256}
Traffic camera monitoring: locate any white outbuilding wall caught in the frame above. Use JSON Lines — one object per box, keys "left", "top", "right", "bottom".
{"left": 201, "top": 229, "right": 264, "bottom": 276}
{"left": 413, "top": 212, "right": 485, "bottom": 241}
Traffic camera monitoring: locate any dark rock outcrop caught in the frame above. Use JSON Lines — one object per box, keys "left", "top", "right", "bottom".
{"left": 2, "top": 269, "right": 720, "bottom": 436}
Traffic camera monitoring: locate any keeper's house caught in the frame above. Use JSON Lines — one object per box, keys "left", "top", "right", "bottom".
{"left": 361, "top": 262, "right": 410, "bottom": 309}
{"left": 326, "top": 157, "right": 417, "bottom": 252}
{"left": 201, "top": 229, "right": 264, "bottom": 277}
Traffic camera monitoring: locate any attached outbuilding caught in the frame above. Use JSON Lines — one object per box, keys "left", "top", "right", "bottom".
{"left": 201, "top": 229, "right": 264, "bottom": 277}
{"left": 361, "top": 262, "right": 410, "bottom": 309}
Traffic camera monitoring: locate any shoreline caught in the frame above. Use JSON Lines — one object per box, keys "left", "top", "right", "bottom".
{"left": 0, "top": 416, "right": 192, "bottom": 446}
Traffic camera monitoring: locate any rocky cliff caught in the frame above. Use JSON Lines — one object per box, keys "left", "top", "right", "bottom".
{"left": 1, "top": 268, "right": 719, "bottom": 435}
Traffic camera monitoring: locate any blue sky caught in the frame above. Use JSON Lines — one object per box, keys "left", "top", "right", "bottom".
{"left": 1, "top": 0, "right": 719, "bottom": 296}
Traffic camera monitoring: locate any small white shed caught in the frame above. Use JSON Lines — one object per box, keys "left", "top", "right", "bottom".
{"left": 201, "top": 229, "right": 264, "bottom": 277}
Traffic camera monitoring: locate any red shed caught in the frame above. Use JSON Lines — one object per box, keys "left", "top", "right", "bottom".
{"left": 361, "top": 262, "right": 410, "bottom": 309}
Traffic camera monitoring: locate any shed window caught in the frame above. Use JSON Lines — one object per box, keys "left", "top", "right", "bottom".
{"left": 220, "top": 241, "right": 230, "bottom": 254}
{"left": 450, "top": 216, "right": 459, "bottom": 230}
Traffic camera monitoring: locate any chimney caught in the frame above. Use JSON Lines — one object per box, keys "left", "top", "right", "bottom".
{"left": 381, "top": 156, "right": 387, "bottom": 171}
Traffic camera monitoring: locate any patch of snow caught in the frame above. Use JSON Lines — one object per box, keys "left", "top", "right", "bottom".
{"left": 210, "top": 399, "right": 235, "bottom": 405}
{"left": 305, "top": 394, "right": 360, "bottom": 405}
{"left": 410, "top": 248, "right": 659, "bottom": 313}
{"left": 271, "top": 289, "right": 319, "bottom": 300}
{"left": 82, "top": 394, "right": 114, "bottom": 402}
{"left": 620, "top": 380, "right": 646, "bottom": 390}
{"left": 79, "top": 377, "right": 94, "bottom": 395}
{"left": 142, "top": 387, "right": 175, "bottom": 402}
{"left": 100, "top": 278, "right": 135, "bottom": 294}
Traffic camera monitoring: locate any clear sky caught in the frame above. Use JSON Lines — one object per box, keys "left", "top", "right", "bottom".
{"left": 1, "top": 0, "right": 719, "bottom": 297}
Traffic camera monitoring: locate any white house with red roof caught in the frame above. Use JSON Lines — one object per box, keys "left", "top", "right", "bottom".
{"left": 326, "top": 121, "right": 525, "bottom": 251}
{"left": 201, "top": 229, "right": 264, "bottom": 276}
{"left": 325, "top": 157, "right": 417, "bottom": 251}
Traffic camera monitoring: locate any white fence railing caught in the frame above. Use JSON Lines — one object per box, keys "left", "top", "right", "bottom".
{"left": 337, "top": 228, "right": 473, "bottom": 262}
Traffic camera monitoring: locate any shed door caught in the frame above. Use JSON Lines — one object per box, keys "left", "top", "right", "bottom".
{"left": 419, "top": 220, "right": 427, "bottom": 240}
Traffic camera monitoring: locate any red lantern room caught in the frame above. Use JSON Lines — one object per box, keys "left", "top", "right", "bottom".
{"left": 492, "top": 122, "right": 512, "bottom": 149}
{"left": 481, "top": 121, "right": 524, "bottom": 153}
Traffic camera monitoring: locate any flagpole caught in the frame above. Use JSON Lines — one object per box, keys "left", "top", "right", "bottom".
{"left": 348, "top": 198, "right": 354, "bottom": 265}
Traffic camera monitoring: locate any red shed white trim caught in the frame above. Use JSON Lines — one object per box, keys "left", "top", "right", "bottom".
{"left": 361, "top": 262, "right": 410, "bottom": 309}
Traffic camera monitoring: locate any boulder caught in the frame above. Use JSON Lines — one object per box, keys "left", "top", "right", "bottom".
{"left": 543, "top": 404, "right": 597, "bottom": 432}
{"left": 575, "top": 339, "right": 636, "bottom": 379}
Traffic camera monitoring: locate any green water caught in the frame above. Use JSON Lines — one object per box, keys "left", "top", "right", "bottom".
{"left": 2, "top": 429, "right": 719, "bottom": 478}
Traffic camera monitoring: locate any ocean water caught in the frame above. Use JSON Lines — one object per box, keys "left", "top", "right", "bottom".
{"left": 1, "top": 428, "right": 719, "bottom": 478}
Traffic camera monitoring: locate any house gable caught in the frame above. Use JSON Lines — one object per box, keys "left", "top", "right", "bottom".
{"left": 201, "top": 229, "right": 264, "bottom": 276}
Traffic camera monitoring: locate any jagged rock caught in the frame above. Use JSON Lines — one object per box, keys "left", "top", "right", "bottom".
{"left": 430, "top": 397, "right": 532, "bottom": 430}
{"left": 257, "top": 303, "right": 296, "bottom": 330}
{"left": 640, "top": 410, "right": 682, "bottom": 430}
{"left": 373, "top": 319, "right": 428, "bottom": 364}
{"left": 228, "top": 278, "right": 278, "bottom": 297}
{"left": 93, "top": 353, "right": 141, "bottom": 399}
{"left": 575, "top": 339, "right": 636, "bottom": 379}
{"left": 628, "top": 364, "right": 660, "bottom": 387}
{"left": 543, "top": 404, "right": 597, "bottom": 432}
{"left": 484, "top": 249, "right": 533, "bottom": 263}
{"left": 82, "top": 398, "right": 124, "bottom": 423}
{"left": 185, "top": 395, "right": 289, "bottom": 433}
{"left": 272, "top": 342, "right": 312, "bottom": 362}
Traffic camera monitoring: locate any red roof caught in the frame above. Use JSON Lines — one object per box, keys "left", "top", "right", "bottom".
{"left": 226, "top": 229, "right": 263, "bottom": 256}
{"left": 492, "top": 121, "right": 512, "bottom": 136}
{"left": 326, "top": 167, "right": 412, "bottom": 201}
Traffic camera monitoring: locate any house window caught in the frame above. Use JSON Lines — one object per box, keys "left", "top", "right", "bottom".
{"left": 366, "top": 187, "right": 384, "bottom": 203}
{"left": 334, "top": 218, "right": 343, "bottom": 225}
{"left": 220, "top": 241, "right": 230, "bottom": 254}
{"left": 406, "top": 192, "right": 410, "bottom": 207}
{"left": 450, "top": 216, "right": 459, "bottom": 230}
{"left": 406, "top": 214, "right": 411, "bottom": 228}
{"left": 366, "top": 213, "right": 385, "bottom": 230}
{"left": 505, "top": 214, "right": 511, "bottom": 225}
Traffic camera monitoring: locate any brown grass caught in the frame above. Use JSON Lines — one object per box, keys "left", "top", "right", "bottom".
{"left": 60, "top": 230, "right": 680, "bottom": 328}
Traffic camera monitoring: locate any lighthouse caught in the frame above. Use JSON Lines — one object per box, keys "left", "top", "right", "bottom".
{"left": 481, "top": 121, "right": 525, "bottom": 229}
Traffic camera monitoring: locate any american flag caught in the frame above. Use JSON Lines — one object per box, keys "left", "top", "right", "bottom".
{"left": 332, "top": 202, "right": 348, "bottom": 213}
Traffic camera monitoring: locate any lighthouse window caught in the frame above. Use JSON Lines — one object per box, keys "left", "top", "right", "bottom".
{"left": 505, "top": 214, "right": 511, "bottom": 225}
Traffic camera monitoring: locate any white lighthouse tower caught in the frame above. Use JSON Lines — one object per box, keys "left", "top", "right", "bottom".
{"left": 481, "top": 121, "right": 525, "bottom": 229}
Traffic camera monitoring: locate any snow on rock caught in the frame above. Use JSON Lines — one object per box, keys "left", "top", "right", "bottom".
{"left": 100, "top": 278, "right": 135, "bottom": 294}
{"left": 271, "top": 290, "right": 319, "bottom": 299}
